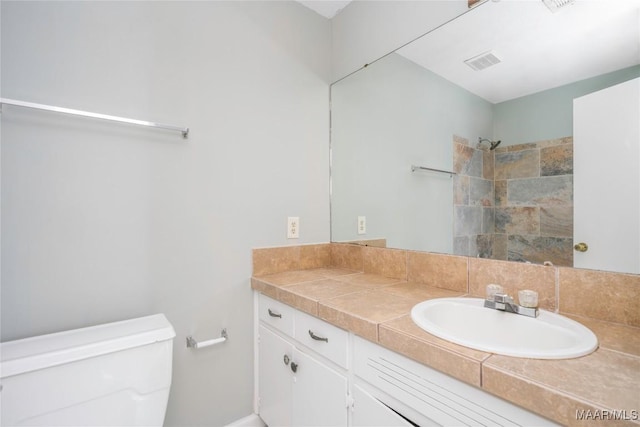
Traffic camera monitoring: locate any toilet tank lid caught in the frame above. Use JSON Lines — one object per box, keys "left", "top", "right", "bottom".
{"left": 0, "top": 314, "right": 176, "bottom": 378}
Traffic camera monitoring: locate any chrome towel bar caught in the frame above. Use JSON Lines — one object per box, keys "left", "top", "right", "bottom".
{"left": 1, "top": 98, "right": 189, "bottom": 138}
{"left": 411, "top": 165, "right": 456, "bottom": 176}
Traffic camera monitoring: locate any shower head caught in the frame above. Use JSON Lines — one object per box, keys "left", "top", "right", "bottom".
{"left": 477, "top": 137, "right": 501, "bottom": 151}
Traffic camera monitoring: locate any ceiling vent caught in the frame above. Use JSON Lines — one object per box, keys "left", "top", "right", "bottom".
{"left": 463, "top": 51, "right": 501, "bottom": 71}
{"left": 542, "top": 0, "right": 575, "bottom": 13}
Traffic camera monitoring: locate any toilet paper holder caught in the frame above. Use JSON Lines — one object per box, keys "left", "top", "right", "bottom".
{"left": 186, "top": 328, "right": 228, "bottom": 349}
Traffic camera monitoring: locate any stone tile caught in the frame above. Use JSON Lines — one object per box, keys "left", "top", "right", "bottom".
{"left": 508, "top": 176, "right": 573, "bottom": 206}
{"left": 537, "top": 136, "right": 573, "bottom": 149}
{"left": 565, "top": 314, "right": 640, "bottom": 357}
{"left": 380, "top": 282, "right": 465, "bottom": 304}
{"left": 475, "top": 234, "right": 493, "bottom": 259}
{"left": 453, "top": 134, "right": 469, "bottom": 146}
{"left": 278, "top": 278, "right": 370, "bottom": 316}
{"left": 407, "top": 251, "right": 468, "bottom": 292}
{"left": 507, "top": 142, "right": 538, "bottom": 152}
{"left": 559, "top": 267, "right": 640, "bottom": 327}
{"left": 495, "top": 207, "right": 540, "bottom": 234}
{"left": 453, "top": 143, "right": 482, "bottom": 177}
{"left": 251, "top": 277, "right": 279, "bottom": 300}
{"left": 362, "top": 246, "right": 407, "bottom": 280}
{"left": 482, "top": 360, "right": 604, "bottom": 427}
{"left": 453, "top": 236, "right": 470, "bottom": 256}
{"left": 454, "top": 205, "right": 483, "bottom": 236}
{"left": 333, "top": 273, "right": 404, "bottom": 288}
{"left": 541, "top": 144, "right": 573, "bottom": 176}
{"left": 493, "top": 234, "right": 508, "bottom": 260}
{"left": 469, "top": 257, "right": 557, "bottom": 310}
{"left": 330, "top": 243, "right": 363, "bottom": 271}
{"left": 252, "top": 246, "right": 300, "bottom": 276}
{"left": 540, "top": 205, "right": 573, "bottom": 237}
{"left": 483, "top": 349, "right": 640, "bottom": 426}
{"left": 494, "top": 149, "right": 540, "bottom": 180}
{"left": 299, "top": 244, "right": 331, "bottom": 269}
{"left": 483, "top": 150, "right": 494, "bottom": 180}
{"left": 469, "top": 178, "right": 494, "bottom": 207}
{"left": 453, "top": 174, "right": 469, "bottom": 205}
{"left": 508, "top": 235, "right": 573, "bottom": 267}
{"left": 482, "top": 207, "right": 495, "bottom": 234}
{"left": 318, "top": 290, "right": 416, "bottom": 341}
{"left": 379, "top": 316, "right": 488, "bottom": 387}
{"left": 494, "top": 180, "right": 507, "bottom": 207}
{"left": 255, "top": 269, "right": 327, "bottom": 286}
{"left": 309, "top": 267, "right": 360, "bottom": 278}
{"left": 468, "top": 235, "right": 479, "bottom": 258}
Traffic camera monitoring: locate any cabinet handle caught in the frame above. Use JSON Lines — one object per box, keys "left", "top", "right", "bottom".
{"left": 268, "top": 308, "right": 282, "bottom": 318}
{"left": 290, "top": 362, "right": 298, "bottom": 373}
{"left": 283, "top": 354, "right": 290, "bottom": 366}
{"left": 308, "top": 329, "right": 328, "bottom": 343}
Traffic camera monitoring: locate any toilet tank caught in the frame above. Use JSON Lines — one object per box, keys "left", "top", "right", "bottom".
{"left": 0, "top": 314, "right": 176, "bottom": 426}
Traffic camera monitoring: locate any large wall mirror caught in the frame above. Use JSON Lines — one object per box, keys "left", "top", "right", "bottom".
{"left": 330, "top": 0, "right": 640, "bottom": 274}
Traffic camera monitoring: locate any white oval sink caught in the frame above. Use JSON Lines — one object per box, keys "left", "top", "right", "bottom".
{"left": 411, "top": 298, "right": 598, "bottom": 359}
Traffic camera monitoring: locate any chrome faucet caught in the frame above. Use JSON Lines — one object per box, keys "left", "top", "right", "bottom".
{"left": 484, "top": 293, "right": 538, "bottom": 318}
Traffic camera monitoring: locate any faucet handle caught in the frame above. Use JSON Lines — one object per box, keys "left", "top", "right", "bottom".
{"left": 493, "top": 293, "right": 514, "bottom": 304}
{"left": 486, "top": 284, "right": 504, "bottom": 300}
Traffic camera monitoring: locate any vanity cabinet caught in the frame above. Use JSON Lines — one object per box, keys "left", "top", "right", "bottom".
{"left": 255, "top": 292, "right": 558, "bottom": 427}
{"left": 257, "top": 295, "right": 348, "bottom": 427}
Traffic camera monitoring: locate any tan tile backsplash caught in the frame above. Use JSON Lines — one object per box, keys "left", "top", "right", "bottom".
{"left": 253, "top": 243, "right": 640, "bottom": 326}
{"left": 469, "top": 257, "right": 557, "bottom": 310}
{"left": 362, "top": 246, "right": 407, "bottom": 280}
{"left": 559, "top": 267, "right": 640, "bottom": 327}
{"left": 407, "top": 251, "right": 468, "bottom": 292}
{"left": 253, "top": 243, "right": 331, "bottom": 276}
{"left": 330, "top": 243, "right": 363, "bottom": 271}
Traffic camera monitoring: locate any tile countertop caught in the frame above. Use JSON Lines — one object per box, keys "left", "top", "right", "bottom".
{"left": 251, "top": 268, "right": 640, "bottom": 427}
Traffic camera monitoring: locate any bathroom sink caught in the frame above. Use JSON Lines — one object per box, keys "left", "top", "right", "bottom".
{"left": 411, "top": 298, "right": 598, "bottom": 359}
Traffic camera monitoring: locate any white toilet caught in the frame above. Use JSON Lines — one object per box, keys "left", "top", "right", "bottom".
{"left": 0, "top": 314, "right": 176, "bottom": 426}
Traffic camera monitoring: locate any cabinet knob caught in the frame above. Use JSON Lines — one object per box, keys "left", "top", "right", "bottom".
{"left": 283, "top": 354, "right": 290, "bottom": 366}
{"left": 290, "top": 362, "right": 298, "bottom": 373}
{"left": 574, "top": 242, "right": 589, "bottom": 252}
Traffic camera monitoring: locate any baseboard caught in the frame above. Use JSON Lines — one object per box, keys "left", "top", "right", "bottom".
{"left": 225, "top": 413, "right": 266, "bottom": 427}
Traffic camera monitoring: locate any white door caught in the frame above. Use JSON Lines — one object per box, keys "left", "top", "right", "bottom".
{"left": 258, "top": 326, "right": 293, "bottom": 427}
{"left": 573, "top": 77, "right": 640, "bottom": 274}
{"left": 291, "top": 348, "right": 348, "bottom": 427}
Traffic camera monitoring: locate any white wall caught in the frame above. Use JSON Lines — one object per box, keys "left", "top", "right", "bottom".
{"left": 331, "top": 53, "right": 493, "bottom": 252}
{"left": 331, "top": 0, "right": 469, "bottom": 82}
{"left": 1, "top": 2, "right": 330, "bottom": 425}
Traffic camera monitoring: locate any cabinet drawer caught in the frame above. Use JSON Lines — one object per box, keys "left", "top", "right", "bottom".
{"left": 259, "top": 294, "right": 294, "bottom": 337}
{"left": 295, "top": 310, "right": 348, "bottom": 368}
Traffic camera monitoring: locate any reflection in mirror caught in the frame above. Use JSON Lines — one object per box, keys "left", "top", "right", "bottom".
{"left": 330, "top": 0, "right": 640, "bottom": 274}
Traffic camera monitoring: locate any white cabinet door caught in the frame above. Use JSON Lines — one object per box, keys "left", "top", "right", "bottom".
{"left": 258, "top": 326, "right": 293, "bottom": 427}
{"left": 351, "top": 385, "right": 414, "bottom": 427}
{"left": 573, "top": 77, "right": 640, "bottom": 274}
{"left": 291, "top": 348, "right": 348, "bottom": 427}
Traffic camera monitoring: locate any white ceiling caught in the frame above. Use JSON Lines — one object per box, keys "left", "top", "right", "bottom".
{"left": 297, "top": 0, "right": 351, "bottom": 19}
{"left": 298, "top": 0, "right": 639, "bottom": 103}
{"left": 397, "top": 0, "right": 640, "bottom": 103}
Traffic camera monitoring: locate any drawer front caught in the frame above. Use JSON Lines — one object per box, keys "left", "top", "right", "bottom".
{"left": 259, "top": 294, "right": 294, "bottom": 337}
{"left": 295, "top": 310, "right": 348, "bottom": 368}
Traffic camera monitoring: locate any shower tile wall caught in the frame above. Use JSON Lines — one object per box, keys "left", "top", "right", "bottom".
{"left": 453, "top": 135, "right": 495, "bottom": 258}
{"left": 453, "top": 136, "right": 574, "bottom": 267}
